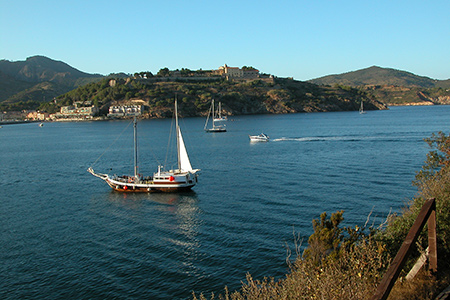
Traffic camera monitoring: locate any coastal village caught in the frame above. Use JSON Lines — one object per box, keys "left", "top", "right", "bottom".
{"left": 1, "top": 64, "right": 268, "bottom": 123}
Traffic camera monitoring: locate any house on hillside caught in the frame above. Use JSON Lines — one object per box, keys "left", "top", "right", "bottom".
{"left": 55, "top": 104, "right": 98, "bottom": 119}
{"left": 107, "top": 105, "right": 143, "bottom": 118}
{"left": 27, "top": 111, "right": 49, "bottom": 121}
{"left": 218, "top": 64, "right": 260, "bottom": 79}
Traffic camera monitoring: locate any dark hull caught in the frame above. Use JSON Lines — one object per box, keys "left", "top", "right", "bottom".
{"left": 111, "top": 185, "right": 194, "bottom": 193}
{"left": 205, "top": 128, "right": 226, "bottom": 132}
{"left": 106, "top": 180, "right": 195, "bottom": 193}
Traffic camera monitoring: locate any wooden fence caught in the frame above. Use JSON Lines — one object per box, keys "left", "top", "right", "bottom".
{"left": 371, "top": 198, "right": 437, "bottom": 300}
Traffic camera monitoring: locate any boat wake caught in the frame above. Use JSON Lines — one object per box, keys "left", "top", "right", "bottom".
{"left": 272, "top": 136, "right": 358, "bottom": 142}
{"left": 271, "top": 135, "right": 411, "bottom": 142}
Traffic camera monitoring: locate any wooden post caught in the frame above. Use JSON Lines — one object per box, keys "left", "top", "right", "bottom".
{"left": 370, "top": 198, "right": 436, "bottom": 300}
{"left": 428, "top": 203, "right": 437, "bottom": 275}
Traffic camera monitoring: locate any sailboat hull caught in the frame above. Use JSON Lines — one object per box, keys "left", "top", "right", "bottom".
{"left": 108, "top": 182, "right": 196, "bottom": 193}
{"left": 205, "top": 127, "right": 226, "bottom": 132}
{"left": 104, "top": 175, "right": 197, "bottom": 193}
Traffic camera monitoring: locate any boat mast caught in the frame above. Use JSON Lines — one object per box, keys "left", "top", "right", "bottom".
{"left": 204, "top": 100, "right": 212, "bottom": 130}
{"left": 175, "top": 96, "right": 181, "bottom": 171}
{"left": 133, "top": 116, "right": 138, "bottom": 178}
{"left": 211, "top": 99, "right": 215, "bottom": 129}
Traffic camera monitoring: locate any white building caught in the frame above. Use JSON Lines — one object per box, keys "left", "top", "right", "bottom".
{"left": 108, "top": 105, "right": 143, "bottom": 117}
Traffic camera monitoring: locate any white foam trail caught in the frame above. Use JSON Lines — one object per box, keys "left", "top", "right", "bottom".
{"left": 271, "top": 135, "right": 411, "bottom": 142}
{"left": 272, "top": 136, "right": 341, "bottom": 142}
{"left": 271, "top": 136, "right": 363, "bottom": 142}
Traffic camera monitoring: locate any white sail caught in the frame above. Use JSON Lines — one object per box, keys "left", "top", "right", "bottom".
{"left": 177, "top": 126, "right": 193, "bottom": 172}
{"left": 359, "top": 100, "right": 366, "bottom": 114}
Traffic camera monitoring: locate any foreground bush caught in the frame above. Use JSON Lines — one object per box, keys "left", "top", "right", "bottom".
{"left": 380, "top": 132, "right": 450, "bottom": 272}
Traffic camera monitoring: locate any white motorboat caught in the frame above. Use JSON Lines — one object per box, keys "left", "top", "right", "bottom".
{"left": 249, "top": 133, "right": 269, "bottom": 142}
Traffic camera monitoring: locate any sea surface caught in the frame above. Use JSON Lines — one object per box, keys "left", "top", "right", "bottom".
{"left": 1, "top": 105, "right": 449, "bottom": 299}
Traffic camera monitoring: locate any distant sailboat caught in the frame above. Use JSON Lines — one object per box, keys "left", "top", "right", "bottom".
{"left": 359, "top": 100, "right": 366, "bottom": 114}
{"left": 213, "top": 102, "right": 228, "bottom": 122}
{"left": 88, "top": 97, "right": 200, "bottom": 192}
{"left": 204, "top": 99, "right": 226, "bottom": 132}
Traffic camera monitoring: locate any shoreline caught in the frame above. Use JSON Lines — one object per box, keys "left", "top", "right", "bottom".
{"left": 1, "top": 103, "right": 447, "bottom": 125}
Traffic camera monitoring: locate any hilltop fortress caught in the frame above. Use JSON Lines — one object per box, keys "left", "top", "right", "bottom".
{"left": 217, "top": 64, "right": 260, "bottom": 79}
{"left": 134, "top": 64, "right": 274, "bottom": 83}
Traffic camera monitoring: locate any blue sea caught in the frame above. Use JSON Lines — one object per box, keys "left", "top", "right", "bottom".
{"left": 1, "top": 105, "right": 449, "bottom": 299}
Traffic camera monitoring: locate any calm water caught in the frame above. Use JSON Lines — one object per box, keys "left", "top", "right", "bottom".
{"left": 1, "top": 106, "right": 449, "bottom": 299}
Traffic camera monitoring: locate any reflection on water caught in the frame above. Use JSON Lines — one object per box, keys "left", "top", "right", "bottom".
{"left": 98, "top": 190, "right": 198, "bottom": 206}
{"left": 146, "top": 191, "right": 198, "bottom": 205}
{"left": 85, "top": 189, "right": 203, "bottom": 297}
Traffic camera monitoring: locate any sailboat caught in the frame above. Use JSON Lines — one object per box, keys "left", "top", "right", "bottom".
{"left": 204, "top": 99, "right": 226, "bottom": 132}
{"left": 213, "top": 102, "right": 228, "bottom": 122}
{"left": 88, "top": 98, "right": 200, "bottom": 193}
{"left": 359, "top": 100, "right": 366, "bottom": 114}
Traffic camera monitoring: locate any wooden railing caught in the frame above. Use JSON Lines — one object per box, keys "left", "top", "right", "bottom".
{"left": 371, "top": 198, "right": 437, "bottom": 300}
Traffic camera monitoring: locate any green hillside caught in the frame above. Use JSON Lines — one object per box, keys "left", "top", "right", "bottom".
{"left": 40, "top": 76, "right": 386, "bottom": 117}
{"left": 0, "top": 56, "right": 103, "bottom": 109}
{"left": 308, "top": 66, "right": 442, "bottom": 88}
{"left": 3, "top": 56, "right": 450, "bottom": 112}
{"left": 308, "top": 66, "right": 450, "bottom": 105}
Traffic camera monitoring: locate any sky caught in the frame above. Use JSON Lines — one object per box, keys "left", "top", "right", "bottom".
{"left": 1, "top": 0, "right": 449, "bottom": 81}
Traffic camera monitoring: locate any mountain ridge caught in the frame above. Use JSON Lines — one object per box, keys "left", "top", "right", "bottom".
{"left": 1, "top": 56, "right": 450, "bottom": 112}
{"left": 308, "top": 65, "right": 449, "bottom": 88}
{"left": 0, "top": 55, "right": 100, "bottom": 82}
{"left": 0, "top": 56, "right": 103, "bottom": 105}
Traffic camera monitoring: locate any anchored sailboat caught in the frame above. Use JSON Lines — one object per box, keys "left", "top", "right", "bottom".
{"left": 213, "top": 102, "right": 228, "bottom": 122}
{"left": 88, "top": 98, "right": 200, "bottom": 192}
{"left": 359, "top": 100, "right": 366, "bottom": 114}
{"left": 204, "top": 99, "right": 226, "bottom": 132}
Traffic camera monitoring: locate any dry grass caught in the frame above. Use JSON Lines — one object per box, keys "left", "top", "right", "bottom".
{"left": 388, "top": 271, "right": 444, "bottom": 300}
{"left": 193, "top": 238, "right": 390, "bottom": 300}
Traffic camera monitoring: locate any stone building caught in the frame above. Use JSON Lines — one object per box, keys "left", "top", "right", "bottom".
{"left": 56, "top": 104, "right": 98, "bottom": 119}
{"left": 26, "top": 111, "right": 49, "bottom": 121}
{"left": 218, "top": 64, "right": 260, "bottom": 79}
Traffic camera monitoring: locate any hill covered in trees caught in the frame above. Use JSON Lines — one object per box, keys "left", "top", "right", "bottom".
{"left": 3, "top": 56, "right": 450, "bottom": 113}
{"left": 40, "top": 76, "right": 386, "bottom": 118}
{"left": 308, "top": 66, "right": 450, "bottom": 106}
{"left": 0, "top": 56, "right": 103, "bottom": 110}
{"left": 308, "top": 66, "right": 450, "bottom": 88}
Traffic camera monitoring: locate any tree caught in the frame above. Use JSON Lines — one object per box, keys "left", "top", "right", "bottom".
{"left": 157, "top": 67, "right": 170, "bottom": 77}
{"left": 180, "top": 68, "right": 191, "bottom": 76}
{"left": 303, "top": 210, "right": 344, "bottom": 264}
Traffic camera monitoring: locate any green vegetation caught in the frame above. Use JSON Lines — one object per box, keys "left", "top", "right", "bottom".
{"left": 38, "top": 77, "right": 383, "bottom": 117}
{"left": 193, "top": 132, "right": 450, "bottom": 300}
{"left": 309, "top": 66, "right": 443, "bottom": 88}
{"left": 359, "top": 85, "right": 450, "bottom": 106}
{"left": 3, "top": 57, "right": 450, "bottom": 113}
{"left": 0, "top": 100, "right": 42, "bottom": 112}
{"left": 0, "top": 56, "right": 103, "bottom": 109}
{"left": 309, "top": 66, "right": 450, "bottom": 106}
